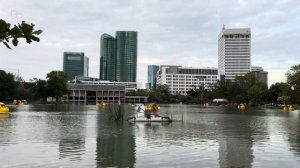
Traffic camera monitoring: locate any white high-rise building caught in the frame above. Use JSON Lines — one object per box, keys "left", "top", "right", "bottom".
{"left": 156, "top": 65, "right": 218, "bottom": 95}
{"left": 218, "top": 26, "right": 251, "bottom": 81}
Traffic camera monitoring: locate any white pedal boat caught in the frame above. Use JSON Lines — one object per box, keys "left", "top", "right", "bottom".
{"left": 127, "top": 104, "right": 171, "bottom": 122}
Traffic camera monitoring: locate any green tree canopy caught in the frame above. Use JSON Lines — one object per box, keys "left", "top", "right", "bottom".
{"left": 0, "top": 70, "right": 17, "bottom": 100}
{"left": 247, "top": 82, "right": 267, "bottom": 105}
{"left": 30, "top": 78, "right": 48, "bottom": 102}
{"left": 212, "top": 80, "right": 244, "bottom": 103}
{"left": 286, "top": 64, "right": 300, "bottom": 87}
{"left": 126, "top": 89, "right": 149, "bottom": 96}
{"left": 267, "top": 82, "right": 292, "bottom": 104}
{"left": 286, "top": 64, "right": 300, "bottom": 103}
{"left": 235, "top": 73, "right": 257, "bottom": 92}
{"left": 277, "top": 96, "right": 289, "bottom": 104}
{"left": 46, "top": 71, "right": 68, "bottom": 102}
{"left": 186, "top": 85, "right": 213, "bottom": 103}
{"left": 148, "top": 84, "right": 172, "bottom": 103}
{"left": 0, "top": 19, "right": 42, "bottom": 49}
{"left": 210, "top": 73, "right": 268, "bottom": 105}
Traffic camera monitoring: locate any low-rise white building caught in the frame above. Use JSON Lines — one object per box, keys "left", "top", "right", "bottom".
{"left": 156, "top": 65, "right": 218, "bottom": 95}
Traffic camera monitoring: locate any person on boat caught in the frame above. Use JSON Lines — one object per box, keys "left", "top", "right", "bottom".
{"left": 144, "top": 103, "right": 152, "bottom": 119}
{"left": 145, "top": 109, "right": 151, "bottom": 119}
{"left": 152, "top": 103, "right": 161, "bottom": 116}
{"left": 152, "top": 103, "right": 157, "bottom": 110}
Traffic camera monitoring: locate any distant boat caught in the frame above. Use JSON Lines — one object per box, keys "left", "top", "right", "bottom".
{"left": 0, "top": 102, "right": 9, "bottom": 114}
{"left": 13, "top": 100, "right": 27, "bottom": 106}
{"left": 127, "top": 104, "right": 171, "bottom": 122}
{"left": 238, "top": 103, "right": 246, "bottom": 110}
{"left": 211, "top": 98, "right": 229, "bottom": 106}
{"left": 283, "top": 105, "right": 294, "bottom": 111}
{"left": 96, "top": 101, "right": 107, "bottom": 107}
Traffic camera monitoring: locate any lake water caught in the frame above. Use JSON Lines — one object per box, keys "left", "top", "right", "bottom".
{"left": 0, "top": 104, "right": 300, "bottom": 168}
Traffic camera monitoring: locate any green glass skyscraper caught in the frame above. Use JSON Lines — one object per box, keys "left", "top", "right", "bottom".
{"left": 63, "top": 52, "right": 89, "bottom": 80}
{"left": 100, "top": 34, "right": 116, "bottom": 81}
{"left": 100, "top": 31, "right": 137, "bottom": 82}
{"left": 116, "top": 31, "right": 137, "bottom": 82}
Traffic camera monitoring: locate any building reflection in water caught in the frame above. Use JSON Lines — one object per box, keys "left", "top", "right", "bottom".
{"left": 166, "top": 105, "right": 270, "bottom": 168}
{"left": 59, "top": 139, "right": 86, "bottom": 161}
{"left": 96, "top": 106, "right": 136, "bottom": 168}
{"left": 219, "top": 136, "right": 254, "bottom": 168}
{"left": 217, "top": 112, "right": 269, "bottom": 168}
{"left": 282, "top": 111, "right": 300, "bottom": 157}
{"left": 57, "top": 104, "right": 87, "bottom": 161}
{"left": 0, "top": 114, "right": 11, "bottom": 147}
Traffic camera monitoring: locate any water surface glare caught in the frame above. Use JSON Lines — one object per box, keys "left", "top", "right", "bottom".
{"left": 0, "top": 104, "right": 300, "bottom": 167}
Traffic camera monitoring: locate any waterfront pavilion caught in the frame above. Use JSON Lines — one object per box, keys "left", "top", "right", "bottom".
{"left": 63, "top": 83, "right": 125, "bottom": 104}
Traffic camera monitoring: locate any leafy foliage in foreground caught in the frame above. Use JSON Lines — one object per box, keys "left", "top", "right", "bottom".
{"left": 0, "top": 19, "right": 42, "bottom": 49}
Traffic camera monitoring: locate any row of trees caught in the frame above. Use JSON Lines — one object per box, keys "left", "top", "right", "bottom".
{"left": 127, "top": 74, "right": 268, "bottom": 105}
{"left": 0, "top": 70, "right": 68, "bottom": 103}
{"left": 127, "top": 64, "right": 300, "bottom": 105}
{"left": 1, "top": 64, "right": 299, "bottom": 105}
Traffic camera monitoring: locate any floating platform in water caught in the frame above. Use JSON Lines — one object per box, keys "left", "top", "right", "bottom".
{"left": 127, "top": 115, "right": 171, "bottom": 122}
{"left": 127, "top": 103, "right": 171, "bottom": 122}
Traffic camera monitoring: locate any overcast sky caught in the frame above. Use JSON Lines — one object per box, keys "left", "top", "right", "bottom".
{"left": 1, "top": 0, "right": 300, "bottom": 87}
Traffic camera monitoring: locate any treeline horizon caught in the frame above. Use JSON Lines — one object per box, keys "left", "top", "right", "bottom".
{"left": 0, "top": 70, "right": 68, "bottom": 103}
{"left": 127, "top": 64, "right": 300, "bottom": 105}
{"left": 1, "top": 64, "right": 299, "bottom": 105}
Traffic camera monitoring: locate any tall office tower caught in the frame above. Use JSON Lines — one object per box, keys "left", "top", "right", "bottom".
{"left": 63, "top": 52, "right": 89, "bottom": 80}
{"left": 116, "top": 31, "right": 138, "bottom": 82}
{"left": 147, "top": 65, "right": 159, "bottom": 88}
{"left": 100, "top": 34, "right": 116, "bottom": 81}
{"left": 218, "top": 26, "right": 251, "bottom": 81}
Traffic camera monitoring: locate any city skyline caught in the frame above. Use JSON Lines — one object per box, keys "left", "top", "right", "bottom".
{"left": 1, "top": 0, "right": 299, "bottom": 87}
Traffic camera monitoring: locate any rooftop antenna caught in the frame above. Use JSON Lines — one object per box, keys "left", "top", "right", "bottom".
{"left": 222, "top": 24, "right": 225, "bottom": 30}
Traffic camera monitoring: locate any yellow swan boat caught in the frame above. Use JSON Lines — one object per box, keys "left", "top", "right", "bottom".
{"left": 13, "top": 100, "right": 25, "bottom": 106}
{"left": 283, "top": 105, "right": 294, "bottom": 111}
{"left": 0, "top": 102, "right": 9, "bottom": 114}
{"left": 238, "top": 103, "right": 246, "bottom": 110}
{"left": 96, "top": 101, "right": 107, "bottom": 107}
